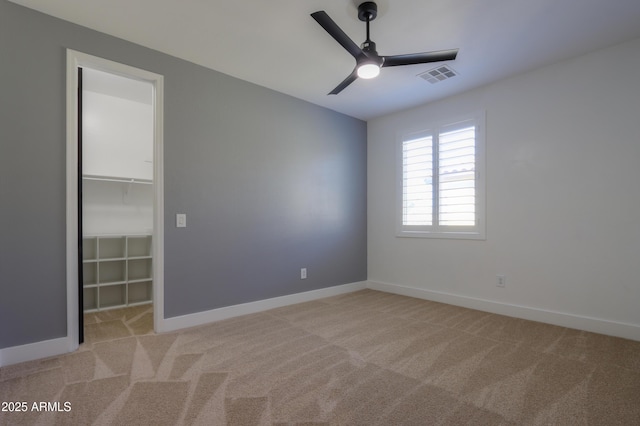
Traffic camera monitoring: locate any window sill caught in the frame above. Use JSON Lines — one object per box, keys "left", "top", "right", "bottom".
{"left": 396, "top": 230, "right": 486, "bottom": 240}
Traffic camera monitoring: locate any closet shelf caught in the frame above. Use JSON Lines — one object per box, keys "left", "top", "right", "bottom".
{"left": 83, "top": 174, "right": 152, "bottom": 185}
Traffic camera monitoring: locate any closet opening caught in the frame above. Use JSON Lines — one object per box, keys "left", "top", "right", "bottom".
{"left": 80, "top": 67, "right": 155, "bottom": 342}
{"left": 66, "top": 50, "right": 164, "bottom": 349}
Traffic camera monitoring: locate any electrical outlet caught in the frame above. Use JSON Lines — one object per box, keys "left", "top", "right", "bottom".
{"left": 176, "top": 213, "right": 186, "bottom": 228}
{"left": 497, "top": 274, "right": 506, "bottom": 288}
{"left": 301, "top": 268, "right": 307, "bottom": 279}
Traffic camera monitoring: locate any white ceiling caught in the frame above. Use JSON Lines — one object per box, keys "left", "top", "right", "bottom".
{"left": 9, "top": 0, "right": 640, "bottom": 120}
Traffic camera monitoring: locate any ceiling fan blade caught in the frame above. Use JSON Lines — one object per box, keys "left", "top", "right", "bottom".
{"left": 311, "top": 11, "right": 365, "bottom": 60}
{"left": 328, "top": 69, "right": 359, "bottom": 95}
{"left": 382, "top": 49, "right": 459, "bottom": 67}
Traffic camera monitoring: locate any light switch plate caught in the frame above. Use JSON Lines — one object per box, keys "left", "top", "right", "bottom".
{"left": 176, "top": 213, "right": 186, "bottom": 228}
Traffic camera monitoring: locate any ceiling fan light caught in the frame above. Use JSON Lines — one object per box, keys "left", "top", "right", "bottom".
{"left": 357, "top": 62, "right": 380, "bottom": 79}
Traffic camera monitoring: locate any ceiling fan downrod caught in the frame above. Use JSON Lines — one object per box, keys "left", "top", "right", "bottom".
{"left": 358, "top": 2, "right": 378, "bottom": 54}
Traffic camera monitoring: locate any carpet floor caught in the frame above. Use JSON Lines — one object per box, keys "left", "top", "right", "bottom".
{"left": 1, "top": 289, "right": 639, "bottom": 425}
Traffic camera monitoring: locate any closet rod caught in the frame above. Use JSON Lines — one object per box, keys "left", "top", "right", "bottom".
{"left": 82, "top": 175, "right": 152, "bottom": 185}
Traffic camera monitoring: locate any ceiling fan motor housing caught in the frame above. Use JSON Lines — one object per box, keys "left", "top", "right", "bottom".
{"left": 358, "top": 2, "right": 378, "bottom": 22}
{"left": 361, "top": 40, "right": 377, "bottom": 54}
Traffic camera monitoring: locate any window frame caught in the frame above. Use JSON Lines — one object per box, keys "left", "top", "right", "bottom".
{"left": 396, "top": 111, "right": 486, "bottom": 240}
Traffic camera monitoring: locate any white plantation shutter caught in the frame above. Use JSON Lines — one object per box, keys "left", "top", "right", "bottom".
{"left": 398, "top": 114, "right": 485, "bottom": 239}
{"left": 438, "top": 125, "right": 476, "bottom": 226}
{"left": 402, "top": 135, "right": 433, "bottom": 226}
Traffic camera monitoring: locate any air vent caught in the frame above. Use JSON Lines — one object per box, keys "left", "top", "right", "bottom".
{"left": 418, "top": 65, "right": 457, "bottom": 84}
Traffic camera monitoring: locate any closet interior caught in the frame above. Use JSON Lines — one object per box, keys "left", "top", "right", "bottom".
{"left": 81, "top": 68, "right": 154, "bottom": 313}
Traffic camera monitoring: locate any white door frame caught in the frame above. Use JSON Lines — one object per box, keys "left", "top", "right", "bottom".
{"left": 65, "top": 49, "right": 164, "bottom": 351}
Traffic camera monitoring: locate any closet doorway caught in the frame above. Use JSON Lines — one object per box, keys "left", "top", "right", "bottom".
{"left": 66, "top": 50, "right": 164, "bottom": 348}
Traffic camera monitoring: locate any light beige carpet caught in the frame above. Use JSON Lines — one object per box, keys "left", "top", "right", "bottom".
{"left": 1, "top": 290, "right": 639, "bottom": 425}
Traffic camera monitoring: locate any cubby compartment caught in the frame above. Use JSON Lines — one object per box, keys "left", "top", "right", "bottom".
{"left": 83, "top": 237, "right": 97, "bottom": 261}
{"left": 127, "top": 235, "right": 152, "bottom": 258}
{"left": 128, "top": 258, "right": 152, "bottom": 281}
{"left": 99, "top": 236, "right": 126, "bottom": 259}
{"left": 128, "top": 281, "right": 152, "bottom": 305}
{"left": 83, "top": 287, "right": 98, "bottom": 311}
{"left": 98, "top": 260, "right": 126, "bottom": 284}
{"left": 83, "top": 262, "right": 98, "bottom": 286}
{"left": 99, "top": 284, "right": 126, "bottom": 309}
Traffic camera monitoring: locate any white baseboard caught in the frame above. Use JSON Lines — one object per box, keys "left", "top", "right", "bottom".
{"left": 367, "top": 280, "right": 640, "bottom": 341}
{"left": 0, "top": 337, "right": 74, "bottom": 368}
{"left": 157, "top": 281, "right": 367, "bottom": 333}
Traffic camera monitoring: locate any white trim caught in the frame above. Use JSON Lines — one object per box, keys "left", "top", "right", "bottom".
{"left": 366, "top": 280, "right": 640, "bottom": 341}
{"left": 66, "top": 50, "right": 164, "bottom": 349}
{"left": 65, "top": 51, "right": 80, "bottom": 354}
{"left": 158, "top": 281, "right": 367, "bottom": 333}
{"left": 0, "top": 338, "right": 70, "bottom": 367}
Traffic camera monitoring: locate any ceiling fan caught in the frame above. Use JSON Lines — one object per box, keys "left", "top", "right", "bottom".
{"left": 311, "top": 1, "right": 459, "bottom": 95}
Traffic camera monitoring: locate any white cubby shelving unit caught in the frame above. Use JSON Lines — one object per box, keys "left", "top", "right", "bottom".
{"left": 82, "top": 234, "right": 152, "bottom": 312}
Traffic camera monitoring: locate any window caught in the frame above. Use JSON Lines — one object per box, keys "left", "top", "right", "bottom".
{"left": 397, "top": 113, "right": 485, "bottom": 239}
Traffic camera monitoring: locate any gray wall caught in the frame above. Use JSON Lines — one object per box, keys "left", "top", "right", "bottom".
{"left": 0, "top": 0, "right": 367, "bottom": 348}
